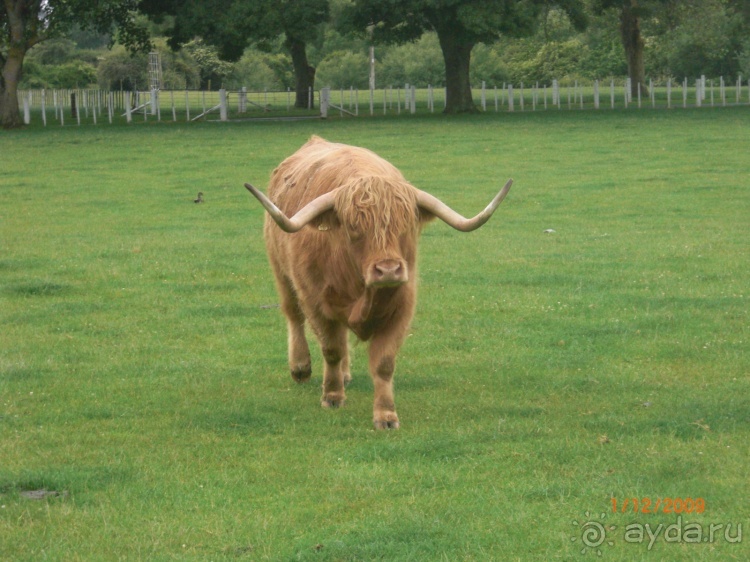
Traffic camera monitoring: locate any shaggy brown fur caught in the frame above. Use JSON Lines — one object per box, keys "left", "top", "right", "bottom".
{"left": 262, "top": 136, "right": 432, "bottom": 429}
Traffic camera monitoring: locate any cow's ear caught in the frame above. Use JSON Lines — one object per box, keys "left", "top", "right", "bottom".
{"left": 311, "top": 209, "right": 341, "bottom": 231}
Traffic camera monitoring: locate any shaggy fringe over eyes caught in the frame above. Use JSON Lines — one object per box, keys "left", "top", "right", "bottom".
{"left": 334, "top": 177, "right": 419, "bottom": 251}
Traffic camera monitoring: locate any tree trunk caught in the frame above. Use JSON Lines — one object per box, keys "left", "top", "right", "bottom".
{"left": 436, "top": 28, "right": 477, "bottom": 114}
{"left": 285, "top": 36, "right": 316, "bottom": 109}
{"left": 2, "top": 0, "right": 31, "bottom": 129}
{"left": 1, "top": 49, "right": 25, "bottom": 129}
{"left": 620, "top": 0, "right": 649, "bottom": 98}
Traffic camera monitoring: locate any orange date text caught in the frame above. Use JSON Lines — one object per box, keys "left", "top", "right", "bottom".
{"left": 611, "top": 497, "right": 706, "bottom": 514}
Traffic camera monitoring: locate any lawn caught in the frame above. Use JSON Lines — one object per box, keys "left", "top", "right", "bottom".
{"left": 1, "top": 108, "right": 748, "bottom": 561}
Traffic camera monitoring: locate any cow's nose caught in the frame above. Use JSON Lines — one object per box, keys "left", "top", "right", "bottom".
{"left": 368, "top": 259, "right": 408, "bottom": 287}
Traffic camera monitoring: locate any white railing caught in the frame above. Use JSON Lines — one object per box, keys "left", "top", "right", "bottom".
{"left": 17, "top": 76, "right": 749, "bottom": 126}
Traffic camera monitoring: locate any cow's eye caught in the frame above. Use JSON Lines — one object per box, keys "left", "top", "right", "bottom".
{"left": 347, "top": 230, "right": 364, "bottom": 243}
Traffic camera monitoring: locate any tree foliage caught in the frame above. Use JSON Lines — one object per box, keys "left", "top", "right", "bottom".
{"left": 140, "top": 0, "right": 330, "bottom": 107}
{"left": 5, "top": 0, "right": 750, "bottom": 125}
{"left": 343, "top": 0, "right": 587, "bottom": 113}
{"left": 1, "top": 0, "right": 150, "bottom": 128}
{"left": 647, "top": 0, "right": 746, "bottom": 78}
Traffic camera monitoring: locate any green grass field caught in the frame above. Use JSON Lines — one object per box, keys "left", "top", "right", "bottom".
{"left": 1, "top": 109, "right": 749, "bottom": 560}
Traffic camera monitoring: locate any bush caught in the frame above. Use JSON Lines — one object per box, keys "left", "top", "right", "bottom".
{"left": 97, "top": 46, "right": 148, "bottom": 90}
{"left": 226, "top": 51, "right": 283, "bottom": 91}
{"left": 379, "top": 33, "right": 445, "bottom": 87}
{"left": 654, "top": 5, "right": 744, "bottom": 78}
{"left": 316, "top": 50, "right": 370, "bottom": 89}
{"left": 26, "top": 39, "right": 77, "bottom": 66}
{"left": 56, "top": 61, "right": 98, "bottom": 88}
{"left": 738, "top": 38, "right": 750, "bottom": 78}
{"left": 20, "top": 59, "right": 97, "bottom": 88}
{"left": 471, "top": 45, "right": 510, "bottom": 86}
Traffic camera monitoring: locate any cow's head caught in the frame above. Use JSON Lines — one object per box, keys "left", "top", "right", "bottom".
{"left": 244, "top": 177, "right": 512, "bottom": 289}
{"left": 332, "top": 177, "right": 420, "bottom": 288}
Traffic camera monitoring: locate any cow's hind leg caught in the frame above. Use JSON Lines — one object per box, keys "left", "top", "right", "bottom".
{"left": 277, "top": 277, "right": 312, "bottom": 383}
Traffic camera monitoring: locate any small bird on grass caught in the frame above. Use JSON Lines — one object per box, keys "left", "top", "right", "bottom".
{"left": 194, "top": 192, "right": 204, "bottom": 203}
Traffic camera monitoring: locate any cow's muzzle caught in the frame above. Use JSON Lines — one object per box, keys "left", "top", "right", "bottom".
{"left": 366, "top": 259, "right": 408, "bottom": 288}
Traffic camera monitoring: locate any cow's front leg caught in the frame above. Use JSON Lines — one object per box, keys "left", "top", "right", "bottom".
{"left": 286, "top": 316, "right": 311, "bottom": 382}
{"left": 368, "top": 336, "right": 401, "bottom": 430}
{"left": 316, "top": 320, "right": 349, "bottom": 408}
{"left": 278, "top": 286, "right": 312, "bottom": 383}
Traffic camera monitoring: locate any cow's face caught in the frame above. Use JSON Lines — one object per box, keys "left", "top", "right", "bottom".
{"left": 333, "top": 178, "right": 422, "bottom": 289}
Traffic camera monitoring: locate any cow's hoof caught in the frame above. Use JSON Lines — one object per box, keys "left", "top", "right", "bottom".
{"left": 373, "top": 412, "right": 400, "bottom": 430}
{"left": 321, "top": 392, "right": 346, "bottom": 408}
{"left": 291, "top": 365, "right": 312, "bottom": 383}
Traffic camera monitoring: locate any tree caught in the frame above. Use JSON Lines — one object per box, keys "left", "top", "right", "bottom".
{"left": 140, "top": 0, "right": 329, "bottom": 108}
{"left": 594, "top": 0, "right": 648, "bottom": 95}
{"left": 650, "top": 0, "right": 747, "bottom": 79}
{"left": 1, "top": 0, "right": 150, "bottom": 128}
{"left": 343, "top": 0, "right": 587, "bottom": 113}
{"left": 181, "top": 38, "right": 233, "bottom": 90}
{"left": 592, "top": 0, "right": 682, "bottom": 96}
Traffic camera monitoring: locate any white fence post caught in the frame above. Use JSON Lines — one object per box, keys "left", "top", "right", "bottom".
{"left": 125, "top": 92, "right": 132, "bottom": 123}
{"left": 737, "top": 74, "right": 742, "bottom": 103}
{"left": 553, "top": 79, "right": 560, "bottom": 109}
{"left": 219, "top": 89, "right": 228, "bottom": 121}
{"left": 23, "top": 93, "right": 30, "bottom": 125}
{"left": 594, "top": 80, "right": 599, "bottom": 109}
{"left": 650, "top": 79, "right": 655, "bottom": 108}
{"left": 683, "top": 78, "right": 688, "bottom": 108}
{"left": 508, "top": 84, "right": 514, "bottom": 112}
{"left": 667, "top": 79, "right": 672, "bottom": 108}
{"left": 239, "top": 87, "right": 247, "bottom": 113}
{"left": 623, "top": 79, "right": 629, "bottom": 108}
{"left": 320, "top": 87, "right": 330, "bottom": 118}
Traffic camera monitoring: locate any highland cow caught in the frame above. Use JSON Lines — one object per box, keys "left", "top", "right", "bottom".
{"left": 245, "top": 136, "right": 512, "bottom": 429}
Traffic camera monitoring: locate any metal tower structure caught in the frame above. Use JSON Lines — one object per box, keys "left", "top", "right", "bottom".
{"left": 148, "top": 52, "right": 162, "bottom": 91}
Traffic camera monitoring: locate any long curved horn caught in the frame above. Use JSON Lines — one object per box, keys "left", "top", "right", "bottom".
{"left": 245, "top": 183, "right": 337, "bottom": 233}
{"left": 416, "top": 178, "right": 513, "bottom": 232}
